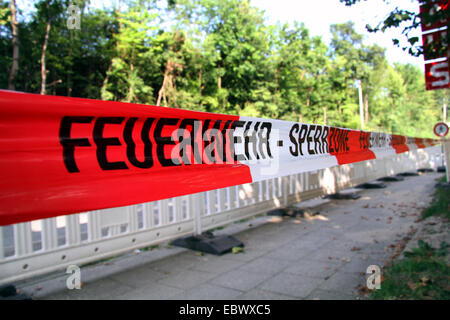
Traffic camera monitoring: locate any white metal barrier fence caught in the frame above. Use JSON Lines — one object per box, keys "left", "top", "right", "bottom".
{"left": 0, "top": 145, "right": 444, "bottom": 285}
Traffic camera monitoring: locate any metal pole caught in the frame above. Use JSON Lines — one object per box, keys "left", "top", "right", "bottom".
{"left": 358, "top": 79, "right": 364, "bottom": 131}
{"left": 444, "top": 102, "right": 447, "bottom": 122}
{"left": 443, "top": 101, "right": 448, "bottom": 180}
{"left": 444, "top": 139, "right": 450, "bottom": 183}
{"left": 442, "top": 139, "right": 445, "bottom": 167}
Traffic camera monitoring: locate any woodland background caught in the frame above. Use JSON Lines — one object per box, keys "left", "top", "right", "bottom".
{"left": 1, "top": 0, "right": 447, "bottom": 138}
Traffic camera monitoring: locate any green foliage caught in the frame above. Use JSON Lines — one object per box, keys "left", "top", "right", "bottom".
{"left": 422, "top": 178, "right": 450, "bottom": 220}
{"left": 231, "top": 246, "right": 244, "bottom": 254}
{"left": 371, "top": 182, "right": 450, "bottom": 300}
{"left": 340, "top": 0, "right": 449, "bottom": 57}
{"left": 404, "top": 240, "right": 448, "bottom": 258}
{"left": 0, "top": 0, "right": 445, "bottom": 137}
{"left": 371, "top": 240, "right": 450, "bottom": 300}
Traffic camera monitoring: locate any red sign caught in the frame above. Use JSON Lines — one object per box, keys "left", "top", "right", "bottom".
{"left": 420, "top": 0, "right": 449, "bottom": 32}
{"left": 433, "top": 122, "right": 449, "bottom": 137}
{"left": 420, "top": 1, "right": 449, "bottom": 90}
{"left": 425, "top": 61, "right": 450, "bottom": 90}
{"left": 422, "top": 28, "right": 448, "bottom": 60}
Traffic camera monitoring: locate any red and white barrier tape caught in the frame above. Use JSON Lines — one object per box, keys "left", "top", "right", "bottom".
{"left": 0, "top": 90, "right": 441, "bottom": 225}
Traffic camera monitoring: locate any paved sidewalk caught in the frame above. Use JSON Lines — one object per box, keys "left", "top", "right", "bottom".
{"left": 22, "top": 172, "right": 441, "bottom": 300}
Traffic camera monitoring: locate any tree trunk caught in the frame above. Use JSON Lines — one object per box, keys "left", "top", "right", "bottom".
{"left": 157, "top": 67, "right": 169, "bottom": 107}
{"left": 299, "top": 70, "right": 306, "bottom": 81}
{"left": 306, "top": 87, "right": 313, "bottom": 107}
{"left": 198, "top": 67, "right": 203, "bottom": 95}
{"left": 40, "top": 1, "right": 51, "bottom": 95}
{"left": 67, "top": 32, "right": 73, "bottom": 96}
{"left": 101, "top": 62, "right": 112, "bottom": 100}
{"left": 156, "top": 59, "right": 180, "bottom": 107}
{"left": 8, "top": 0, "right": 19, "bottom": 90}
{"left": 126, "top": 63, "right": 135, "bottom": 103}
{"left": 67, "top": 73, "right": 72, "bottom": 96}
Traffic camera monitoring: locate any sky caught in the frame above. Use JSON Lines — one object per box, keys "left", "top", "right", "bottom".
{"left": 251, "top": 0, "right": 425, "bottom": 68}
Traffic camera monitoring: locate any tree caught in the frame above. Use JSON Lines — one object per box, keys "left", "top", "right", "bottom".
{"left": 0, "top": 0, "right": 443, "bottom": 137}
{"left": 7, "top": 0, "right": 18, "bottom": 90}
{"left": 39, "top": 0, "right": 51, "bottom": 95}
{"left": 339, "top": 0, "right": 449, "bottom": 58}
{"left": 197, "top": 0, "right": 273, "bottom": 114}
{"left": 101, "top": 0, "right": 158, "bottom": 104}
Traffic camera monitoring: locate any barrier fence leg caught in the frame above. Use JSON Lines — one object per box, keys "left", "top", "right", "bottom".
{"left": 171, "top": 192, "right": 244, "bottom": 255}
{"left": 193, "top": 193, "right": 203, "bottom": 236}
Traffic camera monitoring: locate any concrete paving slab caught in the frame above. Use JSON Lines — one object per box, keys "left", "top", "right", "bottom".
{"left": 223, "top": 248, "right": 268, "bottom": 262}
{"left": 170, "top": 283, "right": 243, "bottom": 300}
{"left": 211, "top": 269, "right": 273, "bottom": 292}
{"left": 156, "top": 269, "right": 217, "bottom": 290}
{"left": 110, "top": 265, "right": 168, "bottom": 288}
{"left": 46, "top": 277, "right": 134, "bottom": 300}
{"left": 306, "top": 288, "right": 355, "bottom": 300}
{"left": 337, "top": 256, "right": 379, "bottom": 275}
{"left": 236, "top": 289, "right": 297, "bottom": 300}
{"left": 262, "top": 245, "right": 315, "bottom": 261}
{"left": 301, "top": 246, "right": 355, "bottom": 264}
{"left": 284, "top": 259, "right": 341, "bottom": 280}
{"left": 119, "top": 283, "right": 184, "bottom": 300}
{"left": 259, "top": 272, "right": 323, "bottom": 299}
{"left": 188, "top": 256, "right": 244, "bottom": 274}
{"left": 317, "top": 271, "right": 365, "bottom": 296}
{"left": 148, "top": 252, "right": 199, "bottom": 274}
{"left": 239, "top": 257, "right": 291, "bottom": 275}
